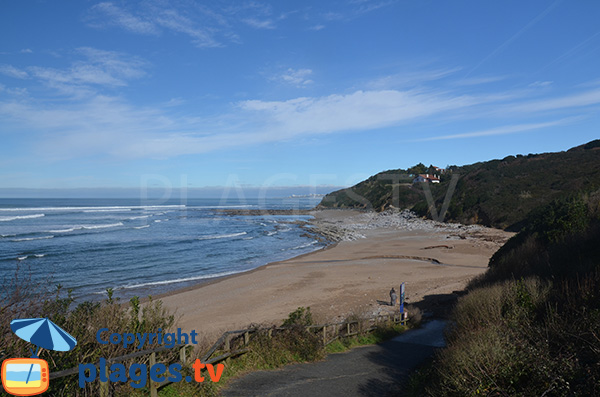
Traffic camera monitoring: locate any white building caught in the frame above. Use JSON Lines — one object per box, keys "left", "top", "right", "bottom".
{"left": 412, "top": 174, "right": 440, "bottom": 184}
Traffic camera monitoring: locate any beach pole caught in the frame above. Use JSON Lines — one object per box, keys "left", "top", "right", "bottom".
{"left": 399, "top": 282, "right": 405, "bottom": 317}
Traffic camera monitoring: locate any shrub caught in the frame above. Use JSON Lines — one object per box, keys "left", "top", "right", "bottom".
{"left": 0, "top": 266, "right": 177, "bottom": 396}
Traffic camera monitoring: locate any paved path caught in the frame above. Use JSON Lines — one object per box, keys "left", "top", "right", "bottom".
{"left": 222, "top": 320, "right": 447, "bottom": 397}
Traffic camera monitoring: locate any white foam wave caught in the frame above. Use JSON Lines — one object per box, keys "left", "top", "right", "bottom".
{"left": 83, "top": 209, "right": 131, "bottom": 213}
{"left": 154, "top": 220, "right": 162, "bottom": 223}
{"left": 0, "top": 205, "right": 185, "bottom": 212}
{"left": 191, "top": 205, "right": 256, "bottom": 209}
{"left": 242, "top": 237, "right": 254, "bottom": 240}
{"left": 16, "top": 254, "right": 45, "bottom": 260}
{"left": 197, "top": 232, "right": 247, "bottom": 240}
{"left": 117, "top": 270, "right": 241, "bottom": 289}
{"left": 266, "top": 231, "right": 277, "bottom": 236}
{"left": 1, "top": 234, "right": 16, "bottom": 238}
{"left": 49, "top": 226, "right": 83, "bottom": 233}
{"left": 129, "top": 215, "right": 150, "bottom": 220}
{"left": 82, "top": 222, "right": 123, "bottom": 230}
{"left": 0, "top": 214, "right": 45, "bottom": 222}
{"left": 291, "top": 240, "right": 318, "bottom": 250}
{"left": 12, "top": 235, "right": 54, "bottom": 242}
{"left": 133, "top": 225, "right": 150, "bottom": 229}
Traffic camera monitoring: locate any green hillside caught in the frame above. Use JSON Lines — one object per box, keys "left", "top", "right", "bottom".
{"left": 318, "top": 140, "right": 600, "bottom": 230}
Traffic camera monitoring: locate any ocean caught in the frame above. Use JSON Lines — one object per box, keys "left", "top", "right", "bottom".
{"left": 0, "top": 198, "right": 324, "bottom": 302}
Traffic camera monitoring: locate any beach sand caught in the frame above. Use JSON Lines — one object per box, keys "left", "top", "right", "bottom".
{"left": 160, "top": 210, "right": 512, "bottom": 338}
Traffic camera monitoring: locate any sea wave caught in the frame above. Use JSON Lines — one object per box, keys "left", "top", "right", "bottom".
{"left": 133, "top": 225, "right": 150, "bottom": 229}
{"left": 290, "top": 240, "right": 318, "bottom": 250}
{"left": 12, "top": 236, "right": 54, "bottom": 242}
{"left": 117, "top": 270, "right": 242, "bottom": 289}
{"left": 0, "top": 205, "right": 185, "bottom": 212}
{"left": 128, "top": 215, "right": 150, "bottom": 220}
{"left": 83, "top": 209, "right": 131, "bottom": 213}
{"left": 0, "top": 214, "right": 45, "bottom": 222}
{"left": 82, "top": 222, "right": 124, "bottom": 230}
{"left": 49, "top": 226, "right": 83, "bottom": 233}
{"left": 266, "top": 231, "right": 277, "bottom": 236}
{"left": 197, "top": 232, "right": 247, "bottom": 240}
{"left": 189, "top": 205, "right": 256, "bottom": 209}
{"left": 16, "top": 254, "right": 45, "bottom": 261}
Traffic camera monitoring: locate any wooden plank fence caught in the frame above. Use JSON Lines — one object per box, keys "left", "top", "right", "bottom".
{"left": 9, "top": 312, "right": 407, "bottom": 396}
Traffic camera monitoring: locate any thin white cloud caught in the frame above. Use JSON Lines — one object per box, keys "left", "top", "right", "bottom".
{"left": 88, "top": 2, "right": 158, "bottom": 35}
{"left": 501, "top": 88, "right": 600, "bottom": 114}
{"left": 1, "top": 60, "right": 598, "bottom": 161}
{"left": 453, "top": 75, "right": 508, "bottom": 86}
{"left": 86, "top": 1, "right": 286, "bottom": 48}
{"left": 153, "top": 8, "right": 221, "bottom": 48}
{"left": 321, "top": 0, "right": 395, "bottom": 22}
{"left": 242, "top": 18, "right": 275, "bottom": 29}
{"left": 20, "top": 48, "right": 33, "bottom": 54}
{"left": 537, "top": 30, "right": 600, "bottom": 74}
{"left": 466, "top": 0, "right": 562, "bottom": 77}
{"left": 309, "top": 25, "right": 325, "bottom": 31}
{"left": 24, "top": 47, "right": 147, "bottom": 96}
{"left": 368, "top": 68, "right": 461, "bottom": 89}
{"left": 276, "top": 68, "right": 314, "bottom": 87}
{"left": 238, "top": 89, "right": 478, "bottom": 138}
{"left": 0, "top": 65, "right": 29, "bottom": 79}
{"left": 528, "top": 81, "right": 553, "bottom": 88}
{"left": 418, "top": 119, "right": 573, "bottom": 141}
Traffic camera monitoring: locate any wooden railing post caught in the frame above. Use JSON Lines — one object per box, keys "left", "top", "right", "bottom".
{"left": 179, "top": 344, "right": 187, "bottom": 365}
{"left": 99, "top": 361, "right": 109, "bottom": 397}
{"left": 224, "top": 335, "right": 231, "bottom": 352}
{"left": 149, "top": 351, "right": 158, "bottom": 397}
{"left": 322, "top": 325, "right": 327, "bottom": 345}
{"left": 244, "top": 331, "right": 250, "bottom": 346}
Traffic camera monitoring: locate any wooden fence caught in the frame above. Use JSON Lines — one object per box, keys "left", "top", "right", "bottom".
{"left": 18, "top": 312, "right": 408, "bottom": 396}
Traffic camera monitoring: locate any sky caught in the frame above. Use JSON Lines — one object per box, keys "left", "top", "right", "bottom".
{"left": 1, "top": 0, "right": 599, "bottom": 197}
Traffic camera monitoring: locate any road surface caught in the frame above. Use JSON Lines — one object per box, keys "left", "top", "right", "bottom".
{"left": 223, "top": 320, "right": 447, "bottom": 397}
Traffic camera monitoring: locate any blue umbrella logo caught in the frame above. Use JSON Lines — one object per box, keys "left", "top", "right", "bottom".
{"left": 7, "top": 318, "right": 77, "bottom": 387}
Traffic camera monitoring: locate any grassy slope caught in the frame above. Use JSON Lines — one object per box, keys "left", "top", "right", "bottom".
{"left": 408, "top": 192, "right": 600, "bottom": 396}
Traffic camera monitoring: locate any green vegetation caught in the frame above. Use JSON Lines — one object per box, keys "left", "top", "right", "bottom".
{"left": 325, "top": 323, "right": 407, "bottom": 354}
{"left": 408, "top": 191, "right": 600, "bottom": 396}
{"left": 319, "top": 139, "right": 600, "bottom": 230}
{"left": 1, "top": 280, "right": 409, "bottom": 397}
{"left": 0, "top": 276, "right": 176, "bottom": 395}
{"left": 161, "top": 307, "right": 409, "bottom": 396}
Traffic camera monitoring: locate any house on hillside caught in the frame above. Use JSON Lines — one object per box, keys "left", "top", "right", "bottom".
{"left": 413, "top": 174, "right": 440, "bottom": 184}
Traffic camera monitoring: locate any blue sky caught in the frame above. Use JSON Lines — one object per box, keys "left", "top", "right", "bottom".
{"left": 1, "top": 0, "right": 599, "bottom": 196}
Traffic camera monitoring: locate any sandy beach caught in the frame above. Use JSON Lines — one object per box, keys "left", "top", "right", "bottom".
{"left": 160, "top": 210, "right": 512, "bottom": 338}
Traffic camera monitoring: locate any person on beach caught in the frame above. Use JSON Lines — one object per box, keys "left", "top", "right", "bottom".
{"left": 390, "top": 287, "right": 397, "bottom": 307}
